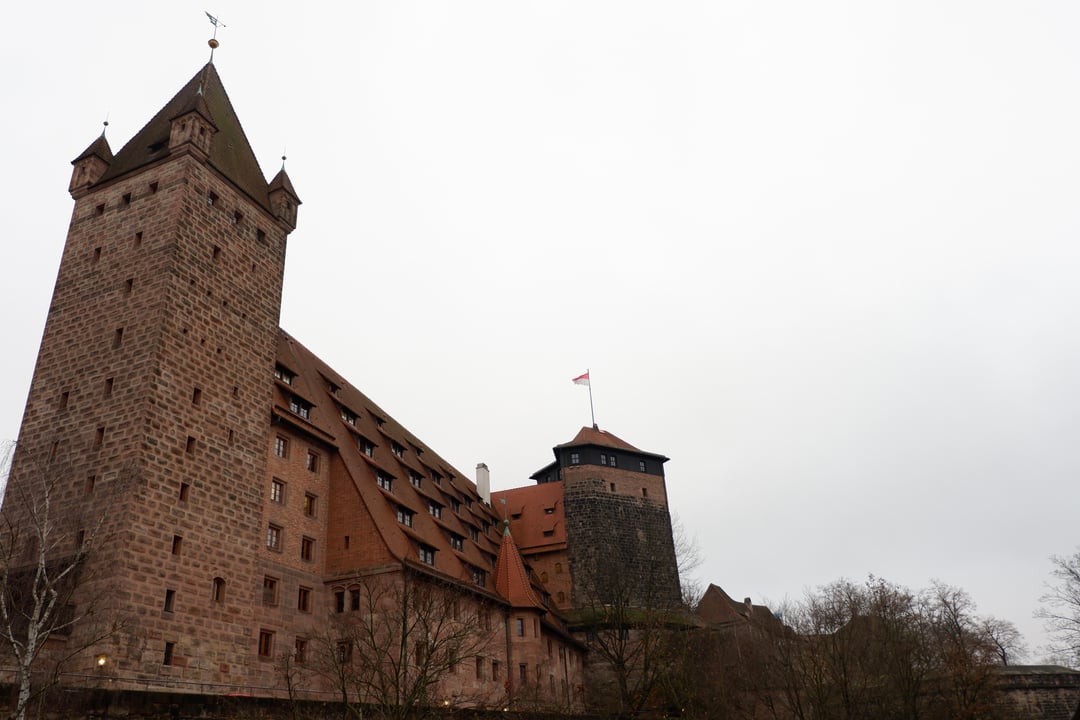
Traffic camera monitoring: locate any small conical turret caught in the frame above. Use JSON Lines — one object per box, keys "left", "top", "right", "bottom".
{"left": 268, "top": 164, "right": 301, "bottom": 231}
{"left": 69, "top": 130, "right": 112, "bottom": 198}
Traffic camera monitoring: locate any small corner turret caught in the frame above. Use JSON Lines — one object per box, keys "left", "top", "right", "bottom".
{"left": 268, "top": 167, "right": 301, "bottom": 231}
{"left": 69, "top": 133, "right": 112, "bottom": 198}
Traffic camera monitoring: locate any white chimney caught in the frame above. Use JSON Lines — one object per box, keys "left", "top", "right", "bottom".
{"left": 476, "top": 463, "right": 491, "bottom": 504}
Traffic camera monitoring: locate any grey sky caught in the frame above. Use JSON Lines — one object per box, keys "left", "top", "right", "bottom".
{"left": 4, "top": 1, "right": 1079, "bottom": 656}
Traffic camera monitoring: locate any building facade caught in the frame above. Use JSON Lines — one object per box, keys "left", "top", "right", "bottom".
{"left": 3, "top": 60, "right": 609, "bottom": 712}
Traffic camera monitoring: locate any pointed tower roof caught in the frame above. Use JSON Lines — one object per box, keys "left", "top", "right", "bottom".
{"left": 268, "top": 167, "right": 300, "bottom": 201}
{"left": 556, "top": 425, "right": 643, "bottom": 452}
{"left": 494, "top": 521, "right": 546, "bottom": 611}
{"left": 72, "top": 134, "right": 113, "bottom": 164}
{"left": 99, "top": 63, "right": 272, "bottom": 212}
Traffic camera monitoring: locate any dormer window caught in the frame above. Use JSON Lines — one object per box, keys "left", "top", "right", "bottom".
{"left": 274, "top": 366, "right": 294, "bottom": 386}
{"left": 409, "top": 471, "right": 422, "bottom": 489}
{"left": 428, "top": 501, "right": 442, "bottom": 519}
{"left": 340, "top": 407, "right": 357, "bottom": 426}
{"left": 289, "top": 397, "right": 311, "bottom": 420}
{"left": 396, "top": 506, "right": 413, "bottom": 527}
{"left": 468, "top": 527, "right": 479, "bottom": 542}
{"left": 471, "top": 567, "right": 486, "bottom": 587}
{"left": 418, "top": 545, "right": 435, "bottom": 566}
{"left": 359, "top": 438, "right": 375, "bottom": 458}
{"left": 430, "top": 471, "right": 442, "bottom": 485}
{"left": 450, "top": 498, "right": 460, "bottom": 513}
{"left": 391, "top": 442, "right": 405, "bottom": 459}
{"left": 377, "top": 472, "right": 394, "bottom": 492}
{"left": 449, "top": 534, "right": 464, "bottom": 551}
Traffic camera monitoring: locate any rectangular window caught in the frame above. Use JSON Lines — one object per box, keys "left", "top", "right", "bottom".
{"left": 450, "top": 534, "right": 464, "bottom": 551}
{"left": 419, "top": 545, "right": 435, "bottom": 566}
{"left": 258, "top": 630, "right": 274, "bottom": 658}
{"left": 163, "top": 589, "right": 175, "bottom": 612}
{"left": 306, "top": 451, "right": 319, "bottom": 473}
{"left": 266, "top": 524, "right": 282, "bottom": 551}
{"left": 642, "top": 487, "right": 648, "bottom": 498}
{"left": 428, "top": 501, "right": 442, "bottom": 519}
{"left": 639, "top": 460, "right": 647, "bottom": 472}
{"left": 377, "top": 473, "right": 393, "bottom": 492}
{"left": 186, "top": 436, "right": 196, "bottom": 454}
{"left": 472, "top": 568, "right": 486, "bottom": 587}
{"left": 289, "top": 396, "right": 311, "bottom": 419}
{"left": 469, "top": 527, "right": 479, "bottom": 542}
{"left": 95, "top": 427, "right": 105, "bottom": 447}
{"left": 340, "top": 408, "right": 357, "bottom": 425}
{"left": 303, "top": 493, "right": 317, "bottom": 517}
{"left": 519, "top": 664, "right": 527, "bottom": 683}
{"left": 360, "top": 438, "right": 375, "bottom": 457}
{"left": 59, "top": 390, "right": 69, "bottom": 409}
{"left": 350, "top": 589, "right": 361, "bottom": 612}
{"left": 610, "top": 482, "right": 616, "bottom": 493}
{"left": 295, "top": 638, "right": 307, "bottom": 662}
{"left": 86, "top": 474, "right": 96, "bottom": 494}
{"left": 274, "top": 436, "right": 288, "bottom": 458}
{"left": 171, "top": 535, "right": 182, "bottom": 555}
{"left": 192, "top": 386, "right": 202, "bottom": 405}
{"left": 335, "top": 591, "right": 345, "bottom": 613}
{"left": 113, "top": 327, "right": 123, "bottom": 348}
{"left": 600, "top": 453, "right": 607, "bottom": 466}
{"left": 450, "top": 498, "right": 460, "bottom": 512}
{"left": 609, "top": 455, "right": 617, "bottom": 467}
{"left": 274, "top": 365, "right": 294, "bottom": 385}
{"left": 476, "top": 657, "right": 484, "bottom": 680}
{"left": 392, "top": 442, "right": 405, "bottom": 459}
{"left": 270, "top": 479, "right": 285, "bottom": 504}
{"left": 569, "top": 452, "right": 580, "bottom": 465}
{"left": 516, "top": 618, "right": 525, "bottom": 637}
{"left": 163, "top": 642, "right": 175, "bottom": 666}
{"left": 409, "top": 471, "right": 422, "bottom": 488}
{"left": 104, "top": 377, "right": 114, "bottom": 397}
{"left": 263, "top": 577, "right": 278, "bottom": 605}
{"left": 396, "top": 507, "right": 413, "bottom": 527}
{"left": 301, "top": 536, "right": 315, "bottom": 562}
{"left": 337, "top": 642, "right": 352, "bottom": 664}
{"left": 298, "top": 586, "right": 311, "bottom": 612}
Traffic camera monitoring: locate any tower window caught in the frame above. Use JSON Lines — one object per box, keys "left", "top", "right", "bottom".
{"left": 59, "top": 391, "right": 69, "bottom": 409}
{"left": 149, "top": 181, "right": 159, "bottom": 194}
{"left": 569, "top": 452, "right": 580, "bottom": 465}
{"left": 212, "top": 245, "right": 221, "bottom": 260}
{"left": 94, "top": 427, "right": 105, "bottom": 447}
{"left": 263, "top": 577, "right": 278, "bottom": 605}
{"left": 92, "top": 247, "right": 102, "bottom": 264}
{"left": 171, "top": 535, "right": 182, "bottom": 555}
{"left": 610, "top": 483, "right": 616, "bottom": 493}
{"left": 163, "top": 589, "right": 175, "bottom": 612}
{"left": 609, "top": 455, "right": 617, "bottom": 467}
{"left": 186, "top": 436, "right": 196, "bottom": 454}
{"left": 179, "top": 482, "right": 190, "bottom": 501}
{"left": 207, "top": 191, "right": 218, "bottom": 206}
{"left": 103, "top": 377, "right": 113, "bottom": 397}
{"left": 192, "top": 387, "right": 202, "bottom": 405}
{"left": 86, "top": 474, "right": 95, "bottom": 493}
{"left": 122, "top": 192, "right": 131, "bottom": 207}
{"left": 134, "top": 231, "right": 143, "bottom": 246}
{"left": 212, "top": 577, "right": 225, "bottom": 602}
{"left": 124, "top": 278, "right": 133, "bottom": 295}
{"left": 642, "top": 487, "right": 648, "bottom": 498}
{"left": 256, "top": 228, "right": 266, "bottom": 243}
{"left": 95, "top": 203, "right": 105, "bottom": 216}
{"left": 233, "top": 210, "right": 243, "bottom": 225}
{"left": 639, "top": 460, "right": 647, "bottom": 472}
{"left": 258, "top": 630, "right": 274, "bottom": 658}
{"left": 266, "top": 524, "right": 282, "bottom": 551}
{"left": 113, "top": 328, "right": 123, "bottom": 348}
{"left": 600, "top": 453, "right": 607, "bottom": 465}
{"left": 163, "top": 642, "right": 175, "bottom": 666}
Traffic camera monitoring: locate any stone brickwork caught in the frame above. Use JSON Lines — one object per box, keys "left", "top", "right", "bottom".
{"left": 561, "top": 466, "right": 680, "bottom": 610}
{"left": 994, "top": 666, "right": 1080, "bottom": 720}
{"left": 5, "top": 119, "right": 293, "bottom": 689}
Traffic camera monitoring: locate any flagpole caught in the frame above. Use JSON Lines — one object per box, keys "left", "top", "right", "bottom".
{"left": 587, "top": 368, "right": 596, "bottom": 429}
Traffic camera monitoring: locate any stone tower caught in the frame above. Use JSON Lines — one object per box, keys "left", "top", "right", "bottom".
{"left": 5, "top": 62, "right": 299, "bottom": 687}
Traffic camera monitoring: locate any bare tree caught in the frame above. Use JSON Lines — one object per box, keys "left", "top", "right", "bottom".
{"left": 315, "top": 567, "right": 499, "bottom": 720}
{"left": 672, "top": 512, "right": 704, "bottom": 609}
{"left": 1037, "top": 549, "right": 1080, "bottom": 668}
{"left": 0, "top": 442, "right": 125, "bottom": 720}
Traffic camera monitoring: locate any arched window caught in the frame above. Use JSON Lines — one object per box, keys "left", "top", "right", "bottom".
{"left": 212, "top": 577, "right": 225, "bottom": 602}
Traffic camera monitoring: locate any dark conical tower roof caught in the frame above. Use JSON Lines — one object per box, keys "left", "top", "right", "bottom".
{"left": 98, "top": 63, "right": 272, "bottom": 212}
{"left": 72, "top": 133, "right": 113, "bottom": 164}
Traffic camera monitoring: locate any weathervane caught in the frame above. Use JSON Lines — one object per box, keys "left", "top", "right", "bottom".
{"left": 206, "top": 11, "right": 226, "bottom": 62}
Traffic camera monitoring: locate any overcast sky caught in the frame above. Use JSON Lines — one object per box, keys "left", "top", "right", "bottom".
{"left": 4, "top": 1, "right": 1080, "bottom": 657}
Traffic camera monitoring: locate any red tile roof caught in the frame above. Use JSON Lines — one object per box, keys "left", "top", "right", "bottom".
{"left": 494, "top": 525, "right": 546, "bottom": 611}
{"left": 491, "top": 482, "right": 567, "bottom": 553}
{"left": 556, "top": 426, "right": 643, "bottom": 452}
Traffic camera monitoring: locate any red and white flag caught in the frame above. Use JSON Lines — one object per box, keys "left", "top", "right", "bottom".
{"left": 572, "top": 371, "right": 590, "bottom": 387}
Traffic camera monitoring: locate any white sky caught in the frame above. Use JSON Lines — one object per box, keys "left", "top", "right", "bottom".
{"left": 4, "top": 1, "right": 1080, "bottom": 659}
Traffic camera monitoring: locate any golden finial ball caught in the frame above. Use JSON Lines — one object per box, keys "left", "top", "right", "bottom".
{"left": 208, "top": 38, "right": 220, "bottom": 49}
